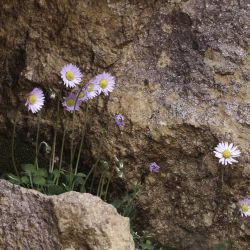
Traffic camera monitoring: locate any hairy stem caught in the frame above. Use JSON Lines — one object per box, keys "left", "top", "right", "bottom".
{"left": 90, "top": 167, "right": 96, "bottom": 193}
{"left": 100, "top": 175, "right": 106, "bottom": 199}
{"left": 56, "top": 119, "right": 68, "bottom": 185}
{"left": 74, "top": 104, "right": 89, "bottom": 175}
{"left": 69, "top": 86, "right": 84, "bottom": 186}
{"left": 82, "top": 160, "right": 99, "bottom": 189}
{"left": 89, "top": 129, "right": 106, "bottom": 193}
{"left": 104, "top": 176, "right": 111, "bottom": 201}
{"left": 29, "top": 174, "right": 33, "bottom": 189}
{"left": 221, "top": 166, "right": 224, "bottom": 186}
{"left": 11, "top": 115, "right": 19, "bottom": 177}
{"left": 34, "top": 112, "right": 42, "bottom": 170}
{"left": 97, "top": 174, "right": 104, "bottom": 197}
{"left": 50, "top": 92, "right": 61, "bottom": 173}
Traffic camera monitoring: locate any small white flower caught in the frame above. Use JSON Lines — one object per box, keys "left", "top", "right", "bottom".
{"left": 94, "top": 72, "right": 115, "bottom": 95}
{"left": 25, "top": 88, "right": 45, "bottom": 113}
{"left": 213, "top": 142, "right": 241, "bottom": 165}
{"left": 60, "top": 64, "right": 82, "bottom": 88}
{"left": 239, "top": 198, "right": 250, "bottom": 217}
{"left": 77, "top": 90, "right": 88, "bottom": 103}
{"left": 84, "top": 79, "right": 99, "bottom": 99}
{"left": 62, "top": 93, "right": 81, "bottom": 112}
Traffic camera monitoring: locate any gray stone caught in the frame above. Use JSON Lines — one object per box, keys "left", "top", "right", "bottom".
{"left": 0, "top": 180, "right": 134, "bottom": 250}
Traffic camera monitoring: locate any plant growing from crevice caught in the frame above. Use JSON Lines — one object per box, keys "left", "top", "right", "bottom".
{"left": 4, "top": 64, "right": 120, "bottom": 196}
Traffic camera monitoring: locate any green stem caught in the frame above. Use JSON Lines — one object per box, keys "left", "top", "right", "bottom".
{"left": 34, "top": 112, "right": 42, "bottom": 170}
{"left": 11, "top": 115, "right": 19, "bottom": 177}
{"left": 29, "top": 174, "right": 33, "bottom": 189}
{"left": 97, "top": 174, "right": 104, "bottom": 197}
{"left": 104, "top": 177, "right": 111, "bottom": 201}
{"left": 56, "top": 119, "right": 67, "bottom": 185}
{"left": 74, "top": 104, "right": 89, "bottom": 175}
{"left": 69, "top": 111, "right": 75, "bottom": 187}
{"left": 82, "top": 160, "right": 99, "bottom": 189}
{"left": 221, "top": 166, "right": 224, "bottom": 186}
{"left": 37, "top": 141, "right": 50, "bottom": 157}
{"left": 90, "top": 166, "right": 96, "bottom": 193}
{"left": 100, "top": 175, "right": 105, "bottom": 199}
{"left": 69, "top": 86, "right": 84, "bottom": 185}
{"left": 50, "top": 93, "right": 61, "bottom": 173}
{"left": 89, "top": 129, "right": 106, "bottom": 193}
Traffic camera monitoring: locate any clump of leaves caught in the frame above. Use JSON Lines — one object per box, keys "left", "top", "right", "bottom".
{"left": 133, "top": 230, "right": 176, "bottom": 250}
{"left": 112, "top": 186, "right": 144, "bottom": 222}
{"left": 113, "top": 186, "right": 178, "bottom": 250}
{"left": 213, "top": 243, "right": 228, "bottom": 250}
{"left": 133, "top": 232, "right": 154, "bottom": 250}
{"left": 5, "top": 163, "right": 86, "bottom": 195}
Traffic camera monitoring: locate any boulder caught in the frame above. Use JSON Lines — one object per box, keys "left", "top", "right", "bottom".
{"left": 0, "top": 180, "right": 134, "bottom": 250}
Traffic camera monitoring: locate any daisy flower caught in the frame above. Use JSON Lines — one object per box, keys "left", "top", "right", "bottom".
{"left": 95, "top": 72, "right": 115, "bottom": 95}
{"left": 149, "top": 162, "right": 160, "bottom": 173}
{"left": 213, "top": 142, "right": 241, "bottom": 165}
{"left": 239, "top": 198, "right": 250, "bottom": 217}
{"left": 85, "top": 79, "right": 99, "bottom": 99}
{"left": 25, "top": 88, "right": 45, "bottom": 113}
{"left": 60, "top": 64, "right": 82, "bottom": 88}
{"left": 62, "top": 93, "right": 81, "bottom": 112}
{"left": 115, "top": 114, "right": 125, "bottom": 127}
{"left": 77, "top": 90, "right": 88, "bottom": 103}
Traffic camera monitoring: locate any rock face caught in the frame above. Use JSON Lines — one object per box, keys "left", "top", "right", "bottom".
{"left": 0, "top": 0, "right": 250, "bottom": 249}
{"left": 0, "top": 180, "right": 134, "bottom": 250}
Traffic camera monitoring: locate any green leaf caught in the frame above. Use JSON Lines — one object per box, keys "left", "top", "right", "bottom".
{"left": 21, "top": 176, "right": 30, "bottom": 185}
{"left": 62, "top": 183, "right": 71, "bottom": 191}
{"left": 47, "top": 184, "right": 65, "bottom": 195}
{"left": 74, "top": 176, "right": 84, "bottom": 185}
{"left": 7, "top": 174, "right": 20, "bottom": 185}
{"left": 35, "top": 168, "right": 48, "bottom": 177}
{"left": 33, "top": 176, "right": 46, "bottom": 186}
{"left": 46, "top": 179, "right": 54, "bottom": 185}
{"left": 64, "top": 172, "right": 74, "bottom": 184}
{"left": 52, "top": 169, "right": 62, "bottom": 178}
{"left": 213, "top": 244, "right": 227, "bottom": 250}
{"left": 141, "top": 240, "right": 154, "bottom": 250}
{"left": 79, "top": 185, "right": 86, "bottom": 193}
{"left": 21, "top": 164, "right": 36, "bottom": 174}
{"left": 76, "top": 172, "right": 86, "bottom": 177}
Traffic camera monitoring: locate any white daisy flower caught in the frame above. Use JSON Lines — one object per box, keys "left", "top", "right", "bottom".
{"left": 62, "top": 93, "right": 81, "bottom": 112}
{"left": 239, "top": 198, "right": 250, "bottom": 217}
{"left": 85, "top": 79, "right": 99, "bottom": 99}
{"left": 213, "top": 142, "right": 241, "bottom": 165}
{"left": 77, "top": 90, "right": 88, "bottom": 103}
{"left": 25, "top": 88, "right": 45, "bottom": 113}
{"left": 94, "top": 72, "right": 115, "bottom": 96}
{"left": 60, "top": 64, "right": 82, "bottom": 88}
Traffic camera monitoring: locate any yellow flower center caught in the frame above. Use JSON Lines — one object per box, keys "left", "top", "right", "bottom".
{"left": 223, "top": 149, "right": 231, "bottom": 159}
{"left": 88, "top": 83, "right": 94, "bottom": 92}
{"left": 79, "top": 92, "right": 85, "bottom": 99}
{"left": 66, "top": 99, "right": 75, "bottom": 107}
{"left": 100, "top": 79, "right": 108, "bottom": 89}
{"left": 66, "top": 70, "right": 75, "bottom": 81}
{"left": 29, "top": 95, "right": 37, "bottom": 105}
{"left": 242, "top": 203, "right": 249, "bottom": 213}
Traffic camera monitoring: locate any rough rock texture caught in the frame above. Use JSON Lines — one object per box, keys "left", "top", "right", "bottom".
{"left": 0, "top": 0, "right": 250, "bottom": 249}
{"left": 0, "top": 180, "right": 134, "bottom": 250}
